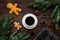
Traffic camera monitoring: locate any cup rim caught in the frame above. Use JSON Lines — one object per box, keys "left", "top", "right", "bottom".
{"left": 22, "top": 13, "right": 38, "bottom": 29}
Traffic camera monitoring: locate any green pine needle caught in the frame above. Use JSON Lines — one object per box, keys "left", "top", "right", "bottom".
{"left": 30, "top": 0, "right": 60, "bottom": 30}
{"left": 0, "top": 15, "right": 13, "bottom": 40}
{"left": 10, "top": 30, "right": 30, "bottom": 40}
{"left": 0, "top": 15, "right": 30, "bottom": 40}
{"left": 51, "top": 5, "right": 60, "bottom": 30}
{"left": 30, "top": 0, "right": 60, "bottom": 11}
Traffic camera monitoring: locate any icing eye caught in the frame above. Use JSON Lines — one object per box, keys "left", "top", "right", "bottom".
{"left": 22, "top": 13, "right": 38, "bottom": 29}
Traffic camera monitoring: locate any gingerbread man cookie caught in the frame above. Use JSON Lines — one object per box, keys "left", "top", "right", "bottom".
{"left": 7, "top": 3, "right": 22, "bottom": 15}
{"left": 14, "top": 22, "right": 22, "bottom": 30}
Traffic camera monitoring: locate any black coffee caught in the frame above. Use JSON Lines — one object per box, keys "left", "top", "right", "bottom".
{"left": 25, "top": 17, "right": 34, "bottom": 25}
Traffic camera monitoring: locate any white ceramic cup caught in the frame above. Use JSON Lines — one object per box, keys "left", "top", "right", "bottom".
{"left": 22, "top": 13, "right": 38, "bottom": 29}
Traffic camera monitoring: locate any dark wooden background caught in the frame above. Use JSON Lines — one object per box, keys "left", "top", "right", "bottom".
{"left": 0, "top": 0, "right": 60, "bottom": 40}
